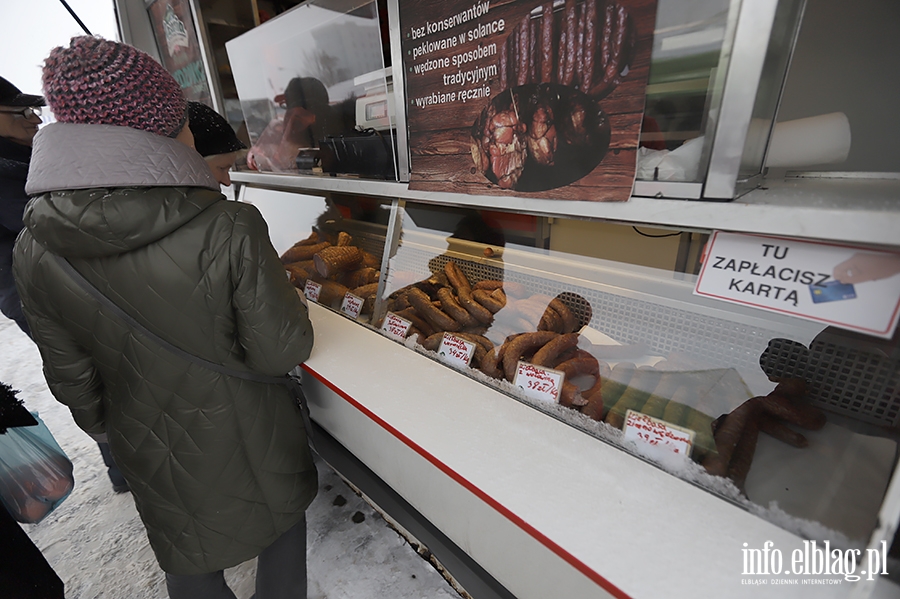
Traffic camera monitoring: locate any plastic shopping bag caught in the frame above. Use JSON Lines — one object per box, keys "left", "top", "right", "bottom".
{"left": 0, "top": 413, "right": 74, "bottom": 524}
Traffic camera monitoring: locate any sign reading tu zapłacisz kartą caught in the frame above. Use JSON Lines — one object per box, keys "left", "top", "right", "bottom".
{"left": 695, "top": 231, "right": 900, "bottom": 339}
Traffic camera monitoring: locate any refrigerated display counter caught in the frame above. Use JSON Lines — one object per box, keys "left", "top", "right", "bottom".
{"left": 237, "top": 186, "right": 900, "bottom": 598}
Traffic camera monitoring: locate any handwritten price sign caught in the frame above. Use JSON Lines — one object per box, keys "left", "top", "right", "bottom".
{"left": 622, "top": 410, "right": 695, "bottom": 461}
{"left": 381, "top": 312, "right": 412, "bottom": 341}
{"left": 341, "top": 292, "right": 364, "bottom": 319}
{"left": 438, "top": 333, "right": 476, "bottom": 368}
{"left": 304, "top": 280, "right": 322, "bottom": 303}
{"left": 513, "top": 361, "right": 564, "bottom": 404}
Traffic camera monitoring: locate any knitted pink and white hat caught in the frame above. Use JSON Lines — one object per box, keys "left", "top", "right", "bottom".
{"left": 42, "top": 36, "right": 187, "bottom": 138}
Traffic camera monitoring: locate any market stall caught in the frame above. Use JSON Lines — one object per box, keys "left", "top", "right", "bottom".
{"left": 114, "top": 0, "right": 900, "bottom": 597}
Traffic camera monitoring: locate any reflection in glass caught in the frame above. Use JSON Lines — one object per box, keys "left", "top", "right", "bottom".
{"left": 227, "top": 0, "right": 397, "bottom": 179}
{"left": 247, "top": 188, "right": 390, "bottom": 313}
{"left": 738, "top": 0, "right": 805, "bottom": 180}
{"left": 637, "top": 0, "right": 732, "bottom": 182}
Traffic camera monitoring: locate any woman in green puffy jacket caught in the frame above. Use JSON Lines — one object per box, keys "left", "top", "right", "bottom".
{"left": 13, "top": 37, "right": 316, "bottom": 599}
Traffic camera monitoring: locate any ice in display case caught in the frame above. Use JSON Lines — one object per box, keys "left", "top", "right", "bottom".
{"left": 225, "top": 0, "right": 399, "bottom": 179}
{"left": 251, "top": 189, "right": 899, "bottom": 563}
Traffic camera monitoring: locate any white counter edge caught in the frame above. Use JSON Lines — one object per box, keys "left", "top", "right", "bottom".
{"left": 231, "top": 171, "right": 900, "bottom": 247}
{"left": 301, "top": 303, "right": 849, "bottom": 599}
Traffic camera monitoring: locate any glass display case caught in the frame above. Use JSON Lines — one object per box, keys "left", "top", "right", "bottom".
{"left": 260, "top": 188, "right": 899, "bottom": 557}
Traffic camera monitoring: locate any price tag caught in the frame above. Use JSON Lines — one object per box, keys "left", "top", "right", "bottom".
{"left": 381, "top": 312, "right": 412, "bottom": 341}
{"left": 304, "top": 280, "right": 322, "bottom": 303}
{"left": 622, "top": 409, "right": 695, "bottom": 461}
{"left": 513, "top": 361, "right": 564, "bottom": 404}
{"left": 437, "top": 333, "right": 476, "bottom": 368}
{"left": 340, "top": 292, "right": 364, "bottom": 319}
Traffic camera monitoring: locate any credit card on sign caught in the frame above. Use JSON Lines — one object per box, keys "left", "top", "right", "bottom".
{"left": 809, "top": 280, "right": 857, "bottom": 304}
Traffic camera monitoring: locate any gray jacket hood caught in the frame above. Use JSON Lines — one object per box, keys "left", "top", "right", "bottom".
{"left": 23, "top": 123, "right": 223, "bottom": 259}
{"left": 26, "top": 123, "right": 219, "bottom": 195}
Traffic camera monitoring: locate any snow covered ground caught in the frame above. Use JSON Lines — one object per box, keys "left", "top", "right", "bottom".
{"left": 0, "top": 317, "right": 461, "bottom": 599}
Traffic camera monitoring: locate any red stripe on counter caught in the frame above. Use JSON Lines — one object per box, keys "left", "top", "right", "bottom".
{"left": 302, "top": 363, "right": 633, "bottom": 599}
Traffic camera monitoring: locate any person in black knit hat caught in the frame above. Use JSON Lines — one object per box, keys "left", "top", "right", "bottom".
{"left": 187, "top": 101, "right": 246, "bottom": 186}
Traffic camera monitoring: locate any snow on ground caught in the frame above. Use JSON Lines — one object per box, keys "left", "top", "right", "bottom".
{"left": 0, "top": 317, "right": 461, "bottom": 599}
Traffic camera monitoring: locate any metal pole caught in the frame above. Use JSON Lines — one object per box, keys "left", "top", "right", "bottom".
{"left": 57, "top": 0, "right": 93, "bottom": 36}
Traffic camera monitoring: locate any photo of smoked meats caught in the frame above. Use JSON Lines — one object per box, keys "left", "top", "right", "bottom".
{"left": 499, "top": 0, "right": 635, "bottom": 99}
{"left": 280, "top": 230, "right": 381, "bottom": 312}
{"left": 471, "top": 84, "right": 611, "bottom": 190}
{"left": 470, "top": 0, "right": 633, "bottom": 190}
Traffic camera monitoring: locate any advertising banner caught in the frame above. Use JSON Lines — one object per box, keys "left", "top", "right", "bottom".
{"left": 147, "top": 0, "right": 213, "bottom": 104}
{"left": 398, "top": 0, "right": 656, "bottom": 203}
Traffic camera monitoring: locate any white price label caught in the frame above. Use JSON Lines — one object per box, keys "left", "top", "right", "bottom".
{"left": 381, "top": 312, "right": 412, "bottom": 341}
{"left": 304, "top": 280, "right": 322, "bottom": 303}
{"left": 513, "top": 361, "right": 564, "bottom": 404}
{"left": 437, "top": 333, "right": 476, "bottom": 368}
{"left": 340, "top": 292, "right": 364, "bottom": 319}
{"left": 622, "top": 410, "right": 694, "bottom": 460}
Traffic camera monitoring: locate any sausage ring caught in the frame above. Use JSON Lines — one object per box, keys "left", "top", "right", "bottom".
{"left": 406, "top": 288, "right": 461, "bottom": 332}
{"left": 532, "top": 333, "right": 578, "bottom": 367}
{"left": 459, "top": 288, "right": 494, "bottom": 325}
{"left": 444, "top": 261, "right": 472, "bottom": 294}
{"left": 473, "top": 289, "right": 506, "bottom": 313}
{"left": 438, "top": 288, "right": 479, "bottom": 327}
{"left": 501, "top": 331, "right": 559, "bottom": 381}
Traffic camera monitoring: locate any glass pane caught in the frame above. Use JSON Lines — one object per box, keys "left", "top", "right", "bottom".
{"left": 377, "top": 201, "right": 897, "bottom": 548}
{"left": 227, "top": 0, "right": 398, "bottom": 179}
{"left": 248, "top": 189, "right": 391, "bottom": 316}
{"left": 738, "top": 0, "right": 805, "bottom": 180}
{"left": 147, "top": 0, "right": 214, "bottom": 104}
{"left": 637, "top": 0, "right": 733, "bottom": 182}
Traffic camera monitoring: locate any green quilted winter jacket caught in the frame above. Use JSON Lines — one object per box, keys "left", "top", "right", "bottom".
{"left": 13, "top": 123, "right": 317, "bottom": 575}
